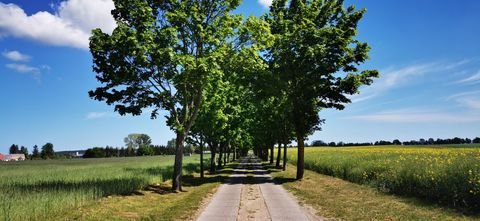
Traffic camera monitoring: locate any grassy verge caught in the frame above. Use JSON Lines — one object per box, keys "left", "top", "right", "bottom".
{"left": 51, "top": 162, "right": 237, "bottom": 221}
{"left": 0, "top": 155, "right": 236, "bottom": 220}
{"left": 269, "top": 164, "right": 480, "bottom": 220}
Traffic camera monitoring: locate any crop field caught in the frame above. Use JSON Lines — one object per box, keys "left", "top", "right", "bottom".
{"left": 0, "top": 155, "right": 204, "bottom": 220}
{"left": 287, "top": 145, "right": 480, "bottom": 212}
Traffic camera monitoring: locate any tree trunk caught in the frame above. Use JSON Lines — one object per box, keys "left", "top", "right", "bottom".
{"left": 172, "top": 132, "right": 185, "bottom": 191}
{"left": 217, "top": 143, "right": 223, "bottom": 169}
{"left": 200, "top": 138, "right": 204, "bottom": 178}
{"left": 296, "top": 135, "right": 305, "bottom": 180}
{"left": 276, "top": 142, "right": 282, "bottom": 168}
{"left": 210, "top": 142, "right": 216, "bottom": 173}
{"left": 283, "top": 142, "right": 287, "bottom": 171}
{"left": 226, "top": 144, "right": 231, "bottom": 163}
{"left": 269, "top": 142, "right": 274, "bottom": 164}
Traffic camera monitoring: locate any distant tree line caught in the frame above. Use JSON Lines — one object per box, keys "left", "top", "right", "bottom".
{"left": 311, "top": 137, "right": 480, "bottom": 147}
{"left": 8, "top": 143, "right": 57, "bottom": 159}
{"left": 83, "top": 134, "right": 195, "bottom": 158}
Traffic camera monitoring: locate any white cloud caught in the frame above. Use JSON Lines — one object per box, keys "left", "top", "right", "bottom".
{"left": 258, "top": 0, "right": 273, "bottom": 8}
{"left": 447, "top": 90, "right": 480, "bottom": 110}
{"left": 455, "top": 71, "right": 480, "bottom": 85}
{"left": 348, "top": 109, "right": 480, "bottom": 123}
{"left": 6, "top": 63, "right": 39, "bottom": 74}
{"left": 2, "top": 50, "right": 30, "bottom": 62}
{"left": 85, "top": 112, "right": 115, "bottom": 120}
{"left": 5, "top": 63, "right": 51, "bottom": 80}
{"left": 0, "top": 1, "right": 115, "bottom": 49}
{"left": 351, "top": 60, "right": 470, "bottom": 103}
{"left": 6, "top": 63, "right": 41, "bottom": 80}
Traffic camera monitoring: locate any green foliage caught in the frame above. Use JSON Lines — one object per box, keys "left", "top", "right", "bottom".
{"left": 124, "top": 133, "right": 152, "bottom": 149}
{"left": 40, "top": 143, "right": 55, "bottom": 159}
{"left": 9, "top": 144, "right": 20, "bottom": 154}
{"left": 265, "top": 0, "right": 379, "bottom": 179}
{"left": 137, "top": 144, "right": 154, "bottom": 156}
{"left": 32, "top": 145, "right": 40, "bottom": 159}
{"left": 288, "top": 146, "right": 480, "bottom": 212}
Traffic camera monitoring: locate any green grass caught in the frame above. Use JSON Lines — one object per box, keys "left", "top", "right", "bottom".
{"left": 270, "top": 164, "right": 480, "bottom": 220}
{"left": 0, "top": 155, "right": 214, "bottom": 221}
{"left": 284, "top": 145, "right": 480, "bottom": 212}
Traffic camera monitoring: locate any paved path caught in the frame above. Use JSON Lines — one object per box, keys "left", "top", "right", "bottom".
{"left": 197, "top": 155, "right": 319, "bottom": 221}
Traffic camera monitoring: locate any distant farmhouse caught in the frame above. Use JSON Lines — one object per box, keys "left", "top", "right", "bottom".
{"left": 1, "top": 154, "right": 26, "bottom": 161}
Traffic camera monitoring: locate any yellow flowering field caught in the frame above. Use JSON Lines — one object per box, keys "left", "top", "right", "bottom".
{"left": 287, "top": 145, "right": 480, "bottom": 211}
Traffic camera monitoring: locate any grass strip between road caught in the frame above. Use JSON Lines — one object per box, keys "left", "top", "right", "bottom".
{"left": 269, "top": 164, "right": 480, "bottom": 221}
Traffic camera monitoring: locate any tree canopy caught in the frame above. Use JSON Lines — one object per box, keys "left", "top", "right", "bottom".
{"left": 89, "top": 0, "right": 377, "bottom": 189}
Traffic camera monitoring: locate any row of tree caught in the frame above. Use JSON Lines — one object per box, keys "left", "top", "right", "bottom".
{"left": 311, "top": 137, "right": 480, "bottom": 147}
{"left": 83, "top": 134, "right": 195, "bottom": 158}
{"left": 89, "top": 0, "right": 378, "bottom": 191}
{"left": 8, "top": 143, "right": 56, "bottom": 159}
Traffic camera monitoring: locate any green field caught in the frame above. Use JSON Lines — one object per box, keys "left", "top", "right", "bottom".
{"left": 0, "top": 155, "right": 206, "bottom": 220}
{"left": 286, "top": 145, "right": 480, "bottom": 212}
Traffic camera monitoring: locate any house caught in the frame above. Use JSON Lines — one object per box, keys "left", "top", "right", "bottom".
{"left": 0, "top": 153, "right": 4, "bottom": 161}
{"left": 5, "top": 154, "right": 26, "bottom": 161}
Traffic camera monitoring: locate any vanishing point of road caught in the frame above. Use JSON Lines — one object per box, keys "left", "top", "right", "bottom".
{"left": 196, "top": 155, "right": 321, "bottom": 221}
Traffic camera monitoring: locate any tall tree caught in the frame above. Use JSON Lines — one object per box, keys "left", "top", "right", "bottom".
{"left": 20, "top": 146, "right": 28, "bottom": 158}
{"left": 41, "top": 143, "right": 55, "bottom": 159}
{"left": 32, "top": 145, "right": 40, "bottom": 159}
{"left": 9, "top": 144, "right": 20, "bottom": 154}
{"left": 89, "top": 0, "right": 248, "bottom": 191}
{"left": 266, "top": 0, "right": 379, "bottom": 179}
{"left": 124, "top": 134, "right": 152, "bottom": 150}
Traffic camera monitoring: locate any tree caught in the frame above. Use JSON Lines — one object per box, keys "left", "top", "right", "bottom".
{"left": 32, "top": 145, "right": 40, "bottom": 159}
{"left": 41, "top": 143, "right": 55, "bottom": 159}
{"left": 473, "top": 137, "right": 480, "bottom": 144}
{"left": 9, "top": 144, "right": 20, "bottom": 154}
{"left": 89, "top": 0, "right": 253, "bottom": 191}
{"left": 123, "top": 134, "right": 152, "bottom": 153}
{"left": 266, "top": 0, "right": 379, "bottom": 179}
{"left": 20, "top": 146, "right": 28, "bottom": 158}
{"left": 137, "top": 144, "right": 154, "bottom": 156}
{"left": 311, "top": 140, "right": 326, "bottom": 147}
{"left": 392, "top": 139, "right": 401, "bottom": 145}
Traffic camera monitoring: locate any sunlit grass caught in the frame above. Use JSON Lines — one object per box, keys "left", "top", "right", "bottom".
{"left": 0, "top": 155, "right": 207, "bottom": 220}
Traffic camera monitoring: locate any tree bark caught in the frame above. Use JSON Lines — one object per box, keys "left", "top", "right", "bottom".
{"left": 210, "top": 142, "right": 216, "bottom": 173}
{"left": 217, "top": 143, "right": 223, "bottom": 169}
{"left": 200, "top": 138, "right": 204, "bottom": 178}
{"left": 172, "top": 132, "right": 186, "bottom": 191}
{"left": 296, "top": 135, "right": 305, "bottom": 180}
{"left": 269, "top": 142, "right": 274, "bottom": 164}
{"left": 283, "top": 142, "right": 287, "bottom": 171}
{"left": 276, "top": 142, "right": 282, "bottom": 168}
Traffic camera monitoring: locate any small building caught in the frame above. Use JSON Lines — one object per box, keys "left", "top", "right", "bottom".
{"left": 0, "top": 153, "right": 4, "bottom": 161}
{"left": 5, "top": 154, "right": 26, "bottom": 161}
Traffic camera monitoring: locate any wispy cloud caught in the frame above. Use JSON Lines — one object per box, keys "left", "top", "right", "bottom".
{"left": 352, "top": 60, "right": 471, "bottom": 103}
{"left": 85, "top": 112, "right": 115, "bottom": 120}
{"left": 5, "top": 63, "right": 50, "bottom": 81}
{"left": 2, "top": 50, "right": 30, "bottom": 62}
{"left": 455, "top": 70, "right": 480, "bottom": 85}
{"left": 447, "top": 90, "right": 480, "bottom": 110}
{"left": 348, "top": 108, "right": 480, "bottom": 123}
{"left": 258, "top": 0, "right": 272, "bottom": 8}
{"left": 6, "top": 63, "right": 40, "bottom": 80}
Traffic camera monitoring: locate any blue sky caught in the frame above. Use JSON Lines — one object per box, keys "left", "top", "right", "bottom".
{"left": 1, "top": 0, "right": 479, "bottom": 153}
